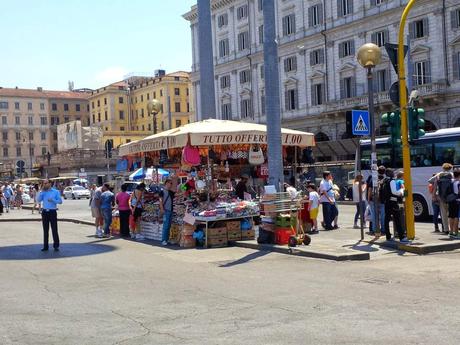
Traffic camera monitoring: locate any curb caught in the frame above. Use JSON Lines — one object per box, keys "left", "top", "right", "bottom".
{"left": 366, "top": 239, "right": 460, "bottom": 255}
{"left": 231, "top": 240, "right": 370, "bottom": 261}
{"left": 0, "top": 218, "right": 94, "bottom": 227}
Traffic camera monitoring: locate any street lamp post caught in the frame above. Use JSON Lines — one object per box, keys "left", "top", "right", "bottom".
{"left": 357, "top": 43, "right": 382, "bottom": 236}
{"left": 147, "top": 99, "right": 162, "bottom": 134}
{"left": 21, "top": 132, "right": 33, "bottom": 178}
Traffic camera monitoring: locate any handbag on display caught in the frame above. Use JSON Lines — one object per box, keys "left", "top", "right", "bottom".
{"left": 182, "top": 141, "right": 201, "bottom": 166}
{"left": 248, "top": 144, "right": 265, "bottom": 165}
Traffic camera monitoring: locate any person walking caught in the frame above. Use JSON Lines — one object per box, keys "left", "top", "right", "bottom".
{"left": 448, "top": 170, "right": 460, "bottom": 239}
{"left": 367, "top": 166, "right": 386, "bottom": 235}
{"left": 90, "top": 185, "right": 103, "bottom": 237}
{"left": 2, "top": 183, "right": 13, "bottom": 213}
{"left": 429, "top": 163, "right": 454, "bottom": 235}
{"left": 428, "top": 173, "right": 443, "bottom": 232}
{"left": 159, "top": 178, "right": 175, "bottom": 246}
{"left": 0, "top": 189, "right": 4, "bottom": 215}
{"left": 37, "top": 180, "right": 63, "bottom": 251}
{"left": 306, "top": 184, "right": 320, "bottom": 233}
{"left": 14, "top": 185, "right": 23, "bottom": 209}
{"left": 100, "top": 184, "right": 114, "bottom": 238}
{"left": 116, "top": 184, "right": 131, "bottom": 238}
{"left": 319, "top": 171, "right": 335, "bottom": 230}
{"left": 129, "top": 183, "right": 146, "bottom": 239}
{"left": 30, "top": 184, "right": 40, "bottom": 214}
{"left": 353, "top": 174, "right": 367, "bottom": 229}
{"left": 381, "top": 169, "right": 409, "bottom": 243}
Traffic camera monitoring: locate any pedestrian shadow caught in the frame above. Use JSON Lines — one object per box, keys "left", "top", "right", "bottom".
{"left": 0, "top": 242, "right": 117, "bottom": 261}
{"left": 342, "top": 240, "right": 379, "bottom": 253}
{"left": 218, "top": 250, "right": 270, "bottom": 268}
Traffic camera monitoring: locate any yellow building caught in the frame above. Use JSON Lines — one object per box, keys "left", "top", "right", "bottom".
{"left": 88, "top": 71, "right": 194, "bottom": 148}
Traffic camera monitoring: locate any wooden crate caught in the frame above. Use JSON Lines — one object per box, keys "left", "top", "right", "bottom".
{"left": 227, "top": 230, "right": 242, "bottom": 241}
{"left": 207, "top": 237, "right": 228, "bottom": 247}
{"left": 241, "top": 229, "right": 255, "bottom": 240}
{"left": 226, "top": 221, "right": 241, "bottom": 232}
{"left": 208, "top": 227, "right": 227, "bottom": 238}
{"left": 182, "top": 224, "right": 196, "bottom": 236}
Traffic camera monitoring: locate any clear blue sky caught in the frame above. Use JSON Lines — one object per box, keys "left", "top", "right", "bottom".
{"left": 0, "top": 0, "right": 197, "bottom": 90}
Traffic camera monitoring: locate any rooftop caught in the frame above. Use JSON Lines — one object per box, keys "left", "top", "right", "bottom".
{"left": 0, "top": 87, "right": 91, "bottom": 100}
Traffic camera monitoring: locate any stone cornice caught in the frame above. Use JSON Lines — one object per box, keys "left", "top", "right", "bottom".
{"left": 183, "top": 0, "right": 236, "bottom": 21}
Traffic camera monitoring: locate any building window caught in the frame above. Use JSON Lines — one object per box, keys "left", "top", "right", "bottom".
{"left": 29, "top": 131, "right": 34, "bottom": 141}
{"left": 98, "top": 113, "right": 101, "bottom": 122}
{"left": 40, "top": 103, "right": 45, "bottom": 110}
{"left": 15, "top": 102, "right": 20, "bottom": 110}
{"left": 187, "top": 102, "right": 190, "bottom": 112}
{"left": 16, "top": 132, "right": 21, "bottom": 141}
{"left": 0, "top": 102, "right": 8, "bottom": 109}
{"left": 261, "top": 94, "right": 265, "bottom": 115}
{"left": 76, "top": 104, "right": 81, "bottom": 111}
{"left": 3, "top": 147, "right": 8, "bottom": 157}
{"left": 340, "top": 77, "right": 356, "bottom": 98}
{"left": 160, "top": 89, "right": 163, "bottom": 97}
{"left": 219, "top": 38, "right": 230, "bottom": 57}
{"left": 453, "top": 52, "right": 460, "bottom": 80}
{"left": 218, "top": 13, "right": 228, "bottom": 28}
{"left": 258, "top": 25, "right": 264, "bottom": 44}
{"left": 91, "top": 101, "right": 95, "bottom": 109}
{"left": 120, "top": 126, "right": 125, "bottom": 131}
{"left": 15, "top": 116, "right": 20, "bottom": 125}
{"left": 2, "top": 116, "right": 7, "bottom": 125}
{"left": 452, "top": 9, "right": 460, "bottom": 29}
{"left": 28, "top": 102, "right": 32, "bottom": 110}
{"left": 92, "top": 114, "right": 95, "bottom": 123}
{"left": 221, "top": 103, "right": 232, "bottom": 120}
{"left": 104, "top": 111, "right": 108, "bottom": 121}
{"left": 413, "top": 61, "right": 431, "bottom": 85}
{"left": 237, "top": 5, "right": 248, "bottom": 20}
{"left": 175, "top": 102, "right": 181, "bottom": 112}
{"left": 371, "top": 30, "right": 388, "bottom": 47}
{"left": 64, "top": 116, "right": 69, "bottom": 123}
{"left": 375, "top": 69, "right": 389, "bottom": 92}
{"left": 285, "top": 89, "right": 298, "bottom": 111}
{"left": 28, "top": 116, "right": 33, "bottom": 125}
{"left": 339, "top": 40, "right": 355, "bottom": 58}
{"left": 2, "top": 131, "right": 7, "bottom": 141}
{"left": 237, "top": 31, "right": 249, "bottom": 51}
{"left": 64, "top": 104, "right": 69, "bottom": 111}
{"left": 284, "top": 56, "right": 297, "bottom": 72}
{"left": 174, "top": 88, "right": 180, "bottom": 96}
{"left": 16, "top": 147, "right": 21, "bottom": 157}
{"left": 161, "top": 121, "right": 164, "bottom": 131}
{"left": 41, "top": 132, "right": 46, "bottom": 141}
{"left": 29, "top": 147, "right": 34, "bottom": 157}
{"left": 371, "top": 0, "right": 386, "bottom": 6}
{"left": 337, "top": 0, "right": 353, "bottom": 17}
{"left": 310, "top": 49, "right": 325, "bottom": 65}
{"left": 104, "top": 98, "right": 107, "bottom": 105}
{"left": 53, "top": 132, "right": 58, "bottom": 140}
{"left": 118, "top": 96, "right": 124, "bottom": 104}
{"left": 141, "top": 95, "right": 144, "bottom": 102}
{"left": 41, "top": 147, "right": 47, "bottom": 155}
{"left": 147, "top": 93, "right": 150, "bottom": 100}
{"left": 220, "top": 75, "right": 231, "bottom": 89}
{"left": 119, "top": 110, "right": 124, "bottom": 120}
{"left": 40, "top": 117, "right": 47, "bottom": 125}
{"left": 186, "top": 88, "right": 189, "bottom": 96}
{"left": 153, "top": 91, "right": 156, "bottom": 98}
{"left": 260, "top": 65, "right": 264, "bottom": 79}
{"left": 175, "top": 119, "right": 182, "bottom": 128}
{"left": 141, "top": 109, "right": 144, "bottom": 118}
{"left": 142, "top": 125, "right": 145, "bottom": 131}
{"left": 258, "top": 0, "right": 263, "bottom": 11}
{"left": 239, "top": 70, "right": 251, "bottom": 84}
{"left": 308, "top": 4, "right": 323, "bottom": 27}
{"left": 282, "top": 14, "right": 296, "bottom": 36}
{"left": 240, "top": 99, "right": 252, "bottom": 118}
{"left": 410, "top": 18, "right": 429, "bottom": 39}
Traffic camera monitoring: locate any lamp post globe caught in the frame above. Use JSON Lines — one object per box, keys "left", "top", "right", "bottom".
{"left": 357, "top": 43, "right": 382, "bottom": 68}
{"left": 147, "top": 99, "right": 161, "bottom": 114}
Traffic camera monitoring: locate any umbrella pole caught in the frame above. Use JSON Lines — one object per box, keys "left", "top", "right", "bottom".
{"left": 207, "top": 147, "right": 210, "bottom": 204}
{"left": 294, "top": 146, "right": 298, "bottom": 189}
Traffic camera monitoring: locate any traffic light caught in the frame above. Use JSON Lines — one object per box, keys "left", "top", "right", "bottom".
{"left": 408, "top": 107, "right": 425, "bottom": 141}
{"left": 381, "top": 111, "right": 401, "bottom": 146}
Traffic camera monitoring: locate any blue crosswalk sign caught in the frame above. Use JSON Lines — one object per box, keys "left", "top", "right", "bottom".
{"left": 352, "top": 110, "right": 370, "bottom": 136}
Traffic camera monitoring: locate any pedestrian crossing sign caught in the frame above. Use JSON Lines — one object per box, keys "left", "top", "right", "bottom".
{"left": 352, "top": 110, "right": 370, "bottom": 136}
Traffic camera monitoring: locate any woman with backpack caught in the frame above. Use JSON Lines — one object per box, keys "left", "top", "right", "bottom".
{"left": 428, "top": 163, "right": 454, "bottom": 235}
{"left": 448, "top": 170, "right": 460, "bottom": 239}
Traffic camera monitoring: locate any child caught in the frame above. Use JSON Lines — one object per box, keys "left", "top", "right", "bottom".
{"left": 307, "top": 184, "right": 320, "bottom": 233}
{"left": 395, "top": 171, "right": 405, "bottom": 192}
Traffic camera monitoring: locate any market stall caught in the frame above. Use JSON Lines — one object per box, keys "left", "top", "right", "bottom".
{"left": 118, "top": 119, "right": 314, "bottom": 248}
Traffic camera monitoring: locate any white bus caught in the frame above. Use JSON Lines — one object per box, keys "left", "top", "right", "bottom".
{"left": 358, "top": 127, "right": 460, "bottom": 221}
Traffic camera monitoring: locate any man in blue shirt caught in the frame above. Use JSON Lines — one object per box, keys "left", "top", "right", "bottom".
{"left": 99, "top": 183, "right": 114, "bottom": 238}
{"left": 2, "top": 183, "right": 13, "bottom": 213}
{"left": 37, "top": 180, "right": 63, "bottom": 251}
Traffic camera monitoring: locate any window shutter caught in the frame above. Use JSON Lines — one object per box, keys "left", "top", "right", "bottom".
{"left": 339, "top": 43, "right": 344, "bottom": 58}
{"left": 284, "top": 59, "right": 288, "bottom": 72}
{"left": 285, "top": 91, "right": 289, "bottom": 110}
{"left": 308, "top": 7, "right": 314, "bottom": 27}
{"left": 423, "top": 17, "right": 429, "bottom": 37}
{"left": 350, "top": 40, "right": 355, "bottom": 55}
{"left": 351, "top": 77, "right": 357, "bottom": 97}
{"left": 426, "top": 60, "right": 431, "bottom": 83}
{"left": 409, "top": 22, "right": 415, "bottom": 39}
{"left": 310, "top": 51, "right": 315, "bottom": 66}
{"left": 337, "top": 0, "right": 343, "bottom": 17}
{"left": 385, "top": 68, "right": 391, "bottom": 90}
{"left": 240, "top": 100, "right": 244, "bottom": 117}
{"left": 321, "top": 83, "right": 326, "bottom": 103}
{"left": 384, "top": 30, "right": 389, "bottom": 45}
{"left": 319, "top": 49, "right": 325, "bottom": 64}
{"left": 292, "top": 15, "right": 296, "bottom": 34}
{"left": 451, "top": 10, "right": 459, "bottom": 29}
{"left": 293, "top": 56, "right": 297, "bottom": 71}
{"left": 349, "top": 0, "right": 354, "bottom": 14}
{"left": 340, "top": 79, "right": 345, "bottom": 99}
{"left": 371, "top": 32, "right": 377, "bottom": 45}
{"left": 294, "top": 89, "right": 299, "bottom": 109}
{"left": 311, "top": 85, "right": 317, "bottom": 106}
{"left": 318, "top": 4, "right": 324, "bottom": 24}
{"left": 453, "top": 53, "right": 460, "bottom": 80}
{"left": 412, "top": 62, "right": 417, "bottom": 85}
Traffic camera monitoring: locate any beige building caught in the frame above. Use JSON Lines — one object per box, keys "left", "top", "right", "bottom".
{"left": 0, "top": 87, "right": 90, "bottom": 177}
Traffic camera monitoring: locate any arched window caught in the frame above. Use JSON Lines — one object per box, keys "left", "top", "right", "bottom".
{"left": 315, "top": 132, "right": 330, "bottom": 142}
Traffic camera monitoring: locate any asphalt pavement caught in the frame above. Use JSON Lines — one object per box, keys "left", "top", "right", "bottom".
{"left": 0, "top": 218, "right": 460, "bottom": 344}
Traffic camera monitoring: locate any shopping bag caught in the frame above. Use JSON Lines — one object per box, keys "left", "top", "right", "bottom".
{"left": 248, "top": 144, "right": 264, "bottom": 165}
{"left": 182, "top": 142, "right": 201, "bottom": 166}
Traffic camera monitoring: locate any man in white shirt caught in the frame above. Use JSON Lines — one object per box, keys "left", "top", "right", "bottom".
{"left": 319, "top": 171, "right": 335, "bottom": 230}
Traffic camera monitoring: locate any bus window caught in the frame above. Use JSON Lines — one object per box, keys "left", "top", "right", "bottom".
{"left": 434, "top": 141, "right": 460, "bottom": 166}
{"left": 410, "top": 142, "right": 433, "bottom": 167}
{"left": 377, "top": 145, "right": 392, "bottom": 168}
{"left": 360, "top": 148, "right": 371, "bottom": 170}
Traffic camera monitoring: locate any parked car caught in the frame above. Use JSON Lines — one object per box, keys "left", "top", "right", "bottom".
{"left": 63, "top": 186, "right": 91, "bottom": 200}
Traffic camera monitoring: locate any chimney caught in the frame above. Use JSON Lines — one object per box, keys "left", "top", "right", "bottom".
{"left": 37, "top": 87, "right": 43, "bottom": 92}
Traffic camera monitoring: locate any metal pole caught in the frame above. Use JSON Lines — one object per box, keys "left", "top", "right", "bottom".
{"left": 367, "top": 66, "right": 379, "bottom": 236}
{"left": 263, "top": 0, "right": 284, "bottom": 191}
{"left": 197, "top": 0, "right": 216, "bottom": 120}
{"left": 356, "top": 143, "right": 364, "bottom": 240}
{"left": 29, "top": 137, "right": 32, "bottom": 178}
{"left": 398, "top": 0, "right": 418, "bottom": 240}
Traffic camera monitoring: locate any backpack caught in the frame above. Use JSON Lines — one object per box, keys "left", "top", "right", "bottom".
{"left": 379, "top": 177, "right": 393, "bottom": 202}
{"left": 437, "top": 173, "right": 456, "bottom": 202}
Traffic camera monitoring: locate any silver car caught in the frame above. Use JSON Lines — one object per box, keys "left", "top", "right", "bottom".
{"left": 63, "top": 186, "right": 91, "bottom": 200}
